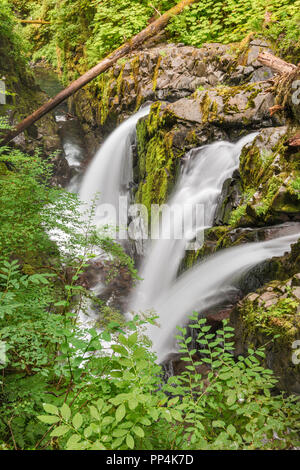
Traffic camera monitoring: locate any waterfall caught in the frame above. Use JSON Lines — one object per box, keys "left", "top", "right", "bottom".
{"left": 74, "top": 107, "right": 149, "bottom": 330}
{"left": 74, "top": 112, "right": 298, "bottom": 365}
{"left": 79, "top": 107, "right": 150, "bottom": 229}
{"left": 128, "top": 134, "right": 299, "bottom": 363}
{"left": 130, "top": 134, "right": 257, "bottom": 312}
{"left": 142, "top": 231, "right": 299, "bottom": 363}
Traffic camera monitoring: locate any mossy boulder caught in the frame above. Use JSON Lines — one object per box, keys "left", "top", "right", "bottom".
{"left": 134, "top": 101, "right": 227, "bottom": 216}
{"left": 231, "top": 274, "right": 300, "bottom": 393}
{"left": 71, "top": 42, "right": 237, "bottom": 133}
{"left": 228, "top": 127, "right": 300, "bottom": 227}
{"left": 181, "top": 222, "right": 300, "bottom": 276}
{"left": 71, "top": 39, "right": 276, "bottom": 142}
{"left": 167, "top": 82, "right": 283, "bottom": 130}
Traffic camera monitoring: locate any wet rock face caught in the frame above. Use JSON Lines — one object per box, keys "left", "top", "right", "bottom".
{"left": 235, "top": 127, "right": 300, "bottom": 226}
{"left": 127, "top": 42, "right": 235, "bottom": 103}
{"left": 183, "top": 222, "right": 300, "bottom": 289}
{"left": 231, "top": 274, "right": 300, "bottom": 393}
{"left": 168, "top": 82, "right": 282, "bottom": 130}
{"left": 133, "top": 101, "right": 229, "bottom": 215}
{"left": 10, "top": 111, "right": 72, "bottom": 187}
{"left": 209, "top": 126, "right": 300, "bottom": 231}
{"left": 229, "top": 39, "right": 275, "bottom": 85}
{"left": 72, "top": 42, "right": 236, "bottom": 133}
{"left": 79, "top": 258, "right": 134, "bottom": 312}
{"left": 214, "top": 171, "right": 242, "bottom": 225}
{"left": 72, "top": 39, "right": 275, "bottom": 138}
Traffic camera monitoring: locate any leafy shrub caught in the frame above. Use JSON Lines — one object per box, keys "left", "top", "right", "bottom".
{"left": 38, "top": 316, "right": 300, "bottom": 450}
{"left": 0, "top": 147, "right": 137, "bottom": 449}
{"left": 0, "top": 0, "right": 30, "bottom": 82}
{"left": 12, "top": 0, "right": 300, "bottom": 82}
{"left": 167, "top": 0, "right": 300, "bottom": 58}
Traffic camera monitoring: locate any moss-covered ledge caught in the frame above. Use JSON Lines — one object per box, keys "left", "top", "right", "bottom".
{"left": 228, "top": 126, "right": 300, "bottom": 228}
{"left": 134, "top": 101, "right": 227, "bottom": 218}
{"left": 230, "top": 273, "right": 300, "bottom": 393}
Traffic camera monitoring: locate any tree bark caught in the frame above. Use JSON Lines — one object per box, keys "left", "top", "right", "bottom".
{"left": 258, "top": 51, "right": 297, "bottom": 75}
{"left": 1, "top": 0, "right": 196, "bottom": 146}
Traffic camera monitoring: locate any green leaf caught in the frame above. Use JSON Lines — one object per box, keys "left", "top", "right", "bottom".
{"left": 50, "top": 425, "right": 70, "bottom": 437}
{"left": 90, "top": 441, "right": 106, "bottom": 450}
{"left": 66, "top": 434, "right": 82, "bottom": 450}
{"left": 133, "top": 426, "right": 144, "bottom": 438}
{"left": 149, "top": 409, "right": 159, "bottom": 421}
{"left": 226, "top": 392, "right": 237, "bottom": 406}
{"left": 139, "top": 417, "right": 151, "bottom": 426}
{"left": 90, "top": 406, "right": 100, "bottom": 420}
{"left": 72, "top": 413, "right": 83, "bottom": 430}
{"left": 112, "top": 428, "right": 127, "bottom": 437}
{"left": 43, "top": 403, "right": 59, "bottom": 415}
{"left": 127, "top": 332, "right": 138, "bottom": 346}
{"left": 126, "top": 434, "right": 134, "bottom": 449}
{"left": 60, "top": 403, "right": 71, "bottom": 421}
{"left": 102, "top": 416, "right": 114, "bottom": 427}
{"left": 112, "top": 436, "right": 126, "bottom": 448}
{"left": 227, "top": 424, "right": 236, "bottom": 436}
{"left": 112, "top": 345, "right": 128, "bottom": 356}
{"left": 212, "top": 420, "right": 225, "bottom": 428}
{"left": 171, "top": 410, "right": 182, "bottom": 421}
{"left": 37, "top": 415, "right": 60, "bottom": 424}
{"left": 115, "top": 404, "right": 126, "bottom": 423}
{"left": 128, "top": 398, "right": 138, "bottom": 410}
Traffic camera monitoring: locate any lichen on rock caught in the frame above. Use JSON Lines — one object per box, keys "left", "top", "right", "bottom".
{"left": 231, "top": 273, "right": 300, "bottom": 393}
{"left": 228, "top": 127, "right": 300, "bottom": 227}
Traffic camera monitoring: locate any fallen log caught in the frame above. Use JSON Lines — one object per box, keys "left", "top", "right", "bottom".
{"left": 258, "top": 51, "right": 297, "bottom": 75}
{"left": 258, "top": 50, "right": 300, "bottom": 118}
{"left": 1, "top": 0, "right": 196, "bottom": 146}
{"left": 288, "top": 132, "right": 300, "bottom": 148}
{"left": 18, "top": 20, "right": 51, "bottom": 25}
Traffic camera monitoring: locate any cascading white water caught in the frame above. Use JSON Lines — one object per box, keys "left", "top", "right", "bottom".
{"left": 73, "top": 112, "right": 298, "bottom": 365}
{"left": 75, "top": 107, "right": 150, "bottom": 331}
{"left": 79, "top": 107, "right": 150, "bottom": 228}
{"left": 130, "top": 134, "right": 257, "bottom": 312}
{"left": 128, "top": 134, "right": 299, "bottom": 363}
{"left": 142, "top": 231, "right": 299, "bottom": 363}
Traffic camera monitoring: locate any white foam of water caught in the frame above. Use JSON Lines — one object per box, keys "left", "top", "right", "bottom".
{"left": 130, "top": 134, "right": 257, "bottom": 313}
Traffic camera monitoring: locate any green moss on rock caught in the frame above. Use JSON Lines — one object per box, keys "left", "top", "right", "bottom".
{"left": 135, "top": 103, "right": 183, "bottom": 219}
{"left": 230, "top": 274, "right": 300, "bottom": 392}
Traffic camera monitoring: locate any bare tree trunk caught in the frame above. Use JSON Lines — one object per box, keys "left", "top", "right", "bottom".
{"left": 1, "top": 0, "right": 196, "bottom": 146}
{"left": 258, "top": 51, "right": 297, "bottom": 74}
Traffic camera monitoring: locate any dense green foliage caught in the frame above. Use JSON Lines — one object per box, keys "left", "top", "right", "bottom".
{"left": 168, "top": 0, "right": 300, "bottom": 59}
{"left": 0, "top": 148, "right": 299, "bottom": 450}
{"left": 0, "top": 147, "right": 137, "bottom": 449}
{"left": 11, "top": 0, "right": 300, "bottom": 85}
{"left": 0, "top": 0, "right": 27, "bottom": 67}
{"left": 22, "top": 316, "right": 300, "bottom": 450}
{"left": 1, "top": 0, "right": 300, "bottom": 452}
{"left": 0, "top": 1, "right": 37, "bottom": 123}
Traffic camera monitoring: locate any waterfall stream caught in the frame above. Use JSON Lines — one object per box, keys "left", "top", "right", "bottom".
{"left": 79, "top": 107, "right": 150, "bottom": 229}
{"left": 68, "top": 110, "right": 298, "bottom": 364}
{"left": 141, "top": 231, "right": 299, "bottom": 363}
{"left": 129, "top": 134, "right": 257, "bottom": 313}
